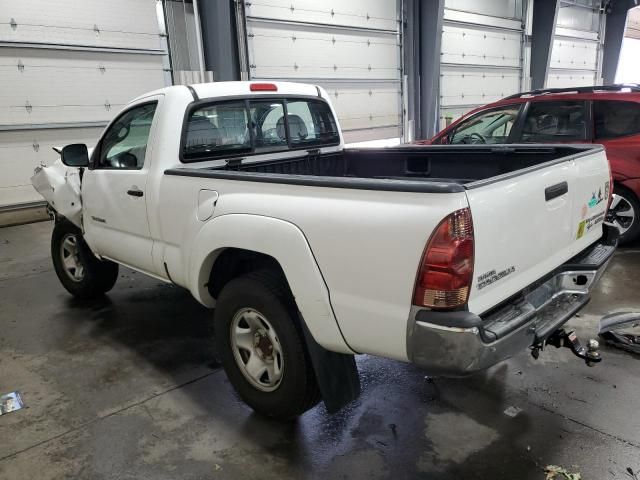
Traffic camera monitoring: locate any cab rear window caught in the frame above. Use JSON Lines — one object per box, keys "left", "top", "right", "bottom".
{"left": 181, "top": 97, "right": 339, "bottom": 161}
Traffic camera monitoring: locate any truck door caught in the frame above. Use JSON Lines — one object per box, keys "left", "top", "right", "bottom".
{"left": 82, "top": 97, "right": 161, "bottom": 274}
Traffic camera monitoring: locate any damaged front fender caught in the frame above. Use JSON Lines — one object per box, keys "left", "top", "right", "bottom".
{"left": 31, "top": 159, "right": 82, "bottom": 228}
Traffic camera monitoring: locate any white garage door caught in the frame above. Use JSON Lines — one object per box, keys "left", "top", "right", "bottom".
{"left": 243, "top": 0, "right": 402, "bottom": 144}
{"left": 0, "top": 0, "right": 170, "bottom": 208}
{"left": 547, "top": 0, "right": 604, "bottom": 88}
{"left": 439, "top": 0, "right": 525, "bottom": 130}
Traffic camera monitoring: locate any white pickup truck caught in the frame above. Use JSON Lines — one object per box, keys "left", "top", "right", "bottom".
{"left": 32, "top": 81, "right": 617, "bottom": 420}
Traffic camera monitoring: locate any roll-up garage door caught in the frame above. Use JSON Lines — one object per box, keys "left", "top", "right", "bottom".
{"left": 0, "top": 0, "right": 170, "bottom": 208}
{"left": 242, "top": 0, "right": 403, "bottom": 144}
{"left": 547, "top": 0, "right": 604, "bottom": 88}
{"left": 439, "top": 0, "right": 525, "bottom": 130}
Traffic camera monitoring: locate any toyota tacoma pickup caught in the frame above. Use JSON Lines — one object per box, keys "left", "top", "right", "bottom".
{"left": 32, "top": 81, "right": 617, "bottom": 420}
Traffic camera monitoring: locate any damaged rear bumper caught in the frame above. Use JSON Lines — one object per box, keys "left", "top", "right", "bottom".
{"left": 406, "top": 228, "right": 617, "bottom": 376}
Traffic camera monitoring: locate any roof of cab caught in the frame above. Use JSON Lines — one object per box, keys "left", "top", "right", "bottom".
{"left": 130, "top": 81, "right": 321, "bottom": 103}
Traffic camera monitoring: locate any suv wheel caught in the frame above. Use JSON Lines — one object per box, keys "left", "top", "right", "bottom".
{"left": 609, "top": 186, "right": 640, "bottom": 245}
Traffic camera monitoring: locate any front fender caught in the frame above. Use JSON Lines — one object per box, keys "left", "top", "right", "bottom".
{"left": 188, "top": 213, "right": 353, "bottom": 354}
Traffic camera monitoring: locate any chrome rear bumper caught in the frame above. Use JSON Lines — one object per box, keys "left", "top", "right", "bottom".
{"left": 406, "top": 234, "right": 616, "bottom": 376}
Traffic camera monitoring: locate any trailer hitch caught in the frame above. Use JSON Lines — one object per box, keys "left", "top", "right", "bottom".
{"left": 531, "top": 329, "right": 602, "bottom": 366}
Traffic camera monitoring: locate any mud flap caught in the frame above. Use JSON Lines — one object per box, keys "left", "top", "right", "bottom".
{"left": 300, "top": 320, "right": 361, "bottom": 413}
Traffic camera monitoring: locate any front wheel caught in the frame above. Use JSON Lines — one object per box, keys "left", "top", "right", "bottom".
{"left": 51, "top": 220, "right": 119, "bottom": 299}
{"left": 609, "top": 186, "right": 640, "bottom": 245}
{"left": 214, "top": 271, "right": 320, "bottom": 420}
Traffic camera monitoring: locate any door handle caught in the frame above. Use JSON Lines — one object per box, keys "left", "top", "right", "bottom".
{"left": 127, "top": 188, "right": 144, "bottom": 197}
{"left": 545, "top": 181, "right": 568, "bottom": 201}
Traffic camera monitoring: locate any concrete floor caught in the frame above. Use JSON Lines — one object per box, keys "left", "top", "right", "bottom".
{"left": 1, "top": 221, "right": 639, "bottom": 480}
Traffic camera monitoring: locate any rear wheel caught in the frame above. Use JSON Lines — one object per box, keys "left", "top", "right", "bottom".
{"left": 214, "top": 271, "right": 320, "bottom": 420}
{"left": 610, "top": 186, "right": 640, "bottom": 245}
{"left": 51, "top": 220, "right": 119, "bottom": 299}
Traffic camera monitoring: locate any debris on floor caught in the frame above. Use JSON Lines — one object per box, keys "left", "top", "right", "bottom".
{"left": 503, "top": 406, "right": 522, "bottom": 417}
{"left": 598, "top": 312, "right": 640, "bottom": 355}
{"left": 544, "top": 465, "right": 581, "bottom": 480}
{"left": 0, "top": 391, "right": 24, "bottom": 415}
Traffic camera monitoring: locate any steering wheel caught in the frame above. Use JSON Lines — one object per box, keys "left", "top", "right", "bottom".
{"left": 467, "top": 132, "right": 487, "bottom": 144}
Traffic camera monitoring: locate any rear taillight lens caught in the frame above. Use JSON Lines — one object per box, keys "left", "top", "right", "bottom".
{"left": 607, "top": 166, "right": 614, "bottom": 210}
{"left": 413, "top": 208, "right": 474, "bottom": 310}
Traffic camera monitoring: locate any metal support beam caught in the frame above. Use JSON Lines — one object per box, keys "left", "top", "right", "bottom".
{"left": 602, "top": 0, "right": 636, "bottom": 85}
{"left": 197, "top": 0, "right": 240, "bottom": 81}
{"left": 530, "top": 0, "right": 560, "bottom": 90}
{"left": 404, "top": 0, "right": 444, "bottom": 140}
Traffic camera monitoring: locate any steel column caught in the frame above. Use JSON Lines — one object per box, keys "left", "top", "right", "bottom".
{"left": 197, "top": 0, "right": 240, "bottom": 81}
{"left": 602, "top": 0, "right": 637, "bottom": 85}
{"left": 530, "top": 0, "right": 560, "bottom": 89}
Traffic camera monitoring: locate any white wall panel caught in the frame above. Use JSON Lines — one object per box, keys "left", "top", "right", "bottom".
{"left": 546, "top": 0, "right": 603, "bottom": 88}
{"left": 441, "top": 25, "right": 521, "bottom": 68}
{"left": 440, "top": 68, "right": 520, "bottom": 107}
{"left": 439, "top": 1, "right": 525, "bottom": 129}
{"left": 245, "top": 0, "right": 397, "bottom": 31}
{"left": 0, "top": 48, "right": 165, "bottom": 125}
{"left": 0, "top": 0, "right": 169, "bottom": 208}
{"left": 0, "top": 0, "right": 163, "bottom": 51}
{"left": 247, "top": 22, "right": 399, "bottom": 80}
{"left": 244, "top": 0, "right": 402, "bottom": 143}
{"left": 549, "top": 37, "right": 598, "bottom": 71}
{"left": 546, "top": 71, "right": 598, "bottom": 88}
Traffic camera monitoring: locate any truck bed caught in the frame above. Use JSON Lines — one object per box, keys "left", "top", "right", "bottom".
{"left": 166, "top": 145, "right": 598, "bottom": 191}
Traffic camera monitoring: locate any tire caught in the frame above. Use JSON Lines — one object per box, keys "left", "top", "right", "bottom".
{"left": 51, "top": 220, "right": 119, "bottom": 299}
{"left": 611, "top": 186, "right": 640, "bottom": 245}
{"left": 214, "top": 270, "right": 321, "bottom": 420}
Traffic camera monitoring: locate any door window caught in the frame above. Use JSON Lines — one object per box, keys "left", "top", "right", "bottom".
{"left": 594, "top": 100, "right": 640, "bottom": 139}
{"left": 97, "top": 102, "right": 157, "bottom": 169}
{"left": 520, "top": 101, "right": 586, "bottom": 142}
{"left": 448, "top": 106, "right": 520, "bottom": 144}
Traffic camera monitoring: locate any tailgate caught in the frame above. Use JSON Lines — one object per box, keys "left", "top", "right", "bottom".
{"left": 466, "top": 147, "right": 610, "bottom": 315}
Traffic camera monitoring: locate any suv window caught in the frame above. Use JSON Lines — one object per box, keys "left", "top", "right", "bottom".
{"left": 448, "top": 106, "right": 520, "bottom": 144}
{"left": 98, "top": 102, "right": 157, "bottom": 169}
{"left": 594, "top": 100, "right": 640, "bottom": 139}
{"left": 182, "top": 97, "right": 340, "bottom": 161}
{"left": 520, "top": 101, "right": 586, "bottom": 142}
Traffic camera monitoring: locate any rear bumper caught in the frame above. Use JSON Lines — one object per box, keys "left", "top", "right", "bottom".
{"left": 406, "top": 229, "right": 617, "bottom": 376}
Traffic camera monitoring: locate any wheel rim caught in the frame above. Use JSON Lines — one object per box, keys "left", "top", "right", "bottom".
{"left": 60, "top": 234, "right": 85, "bottom": 282}
{"left": 230, "top": 308, "right": 284, "bottom": 392}
{"left": 606, "top": 193, "right": 636, "bottom": 235}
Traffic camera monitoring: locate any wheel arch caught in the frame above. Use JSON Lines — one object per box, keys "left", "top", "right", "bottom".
{"left": 188, "top": 213, "right": 353, "bottom": 354}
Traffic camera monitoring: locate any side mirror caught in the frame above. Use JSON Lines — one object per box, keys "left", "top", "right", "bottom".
{"left": 61, "top": 144, "right": 89, "bottom": 167}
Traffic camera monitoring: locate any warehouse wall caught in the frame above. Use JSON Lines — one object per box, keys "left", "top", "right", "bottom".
{"left": 0, "top": 0, "right": 170, "bottom": 210}
{"left": 438, "top": 0, "right": 526, "bottom": 130}
{"left": 241, "top": 0, "right": 403, "bottom": 143}
{"left": 546, "top": 0, "right": 604, "bottom": 88}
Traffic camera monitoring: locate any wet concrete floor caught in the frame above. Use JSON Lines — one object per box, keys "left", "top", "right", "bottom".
{"left": 1, "top": 221, "right": 639, "bottom": 479}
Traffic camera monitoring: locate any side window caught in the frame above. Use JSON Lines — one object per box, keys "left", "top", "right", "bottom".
{"left": 594, "top": 100, "right": 640, "bottom": 139}
{"left": 98, "top": 103, "right": 157, "bottom": 169}
{"left": 183, "top": 101, "right": 250, "bottom": 160}
{"left": 249, "top": 100, "right": 288, "bottom": 151}
{"left": 520, "top": 101, "right": 586, "bottom": 142}
{"left": 449, "top": 106, "right": 520, "bottom": 144}
{"left": 286, "top": 100, "right": 340, "bottom": 146}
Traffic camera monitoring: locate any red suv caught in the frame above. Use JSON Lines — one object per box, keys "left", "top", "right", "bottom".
{"left": 423, "top": 85, "right": 640, "bottom": 244}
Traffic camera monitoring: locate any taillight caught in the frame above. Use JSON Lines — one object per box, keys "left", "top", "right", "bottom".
{"left": 250, "top": 83, "right": 277, "bottom": 91}
{"left": 413, "top": 208, "right": 474, "bottom": 310}
{"left": 607, "top": 166, "right": 614, "bottom": 210}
